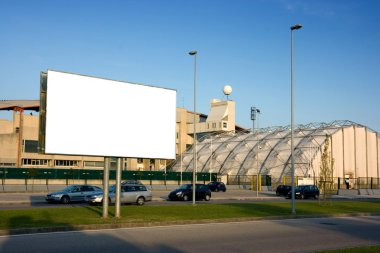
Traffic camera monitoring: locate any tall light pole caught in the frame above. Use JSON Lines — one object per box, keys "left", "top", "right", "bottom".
{"left": 250, "top": 107, "right": 261, "bottom": 132}
{"left": 290, "top": 24, "right": 302, "bottom": 215}
{"left": 251, "top": 107, "right": 261, "bottom": 197}
{"left": 189, "top": 50, "right": 197, "bottom": 205}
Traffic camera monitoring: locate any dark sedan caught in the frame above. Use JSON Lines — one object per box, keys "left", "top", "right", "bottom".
{"left": 207, "top": 181, "right": 227, "bottom": 192}
{"left": 276, "top": 185, "right": 291, "bottom": 196}
{"left": 287, "top": 185, "right": 320, "bottom": 199}
{"left": 168, "top": 184, "right": 211, "bottom": 201}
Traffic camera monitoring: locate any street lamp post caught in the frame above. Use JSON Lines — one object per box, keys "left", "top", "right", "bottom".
{"left": 251, "top": 107, "right": 261, "bottom": 197}
{"left": 189, "top": 50, "right": 197, "bottom": 206}
{"left": 290, "top": 24, "right": 302, "bottom": 215}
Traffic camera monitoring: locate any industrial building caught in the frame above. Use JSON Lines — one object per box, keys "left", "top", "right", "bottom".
{"left": 1, "top": 99, "right": 380, "bottom": 189}
{"left": 0, "top": 98, "right": 239, "bottom": 171}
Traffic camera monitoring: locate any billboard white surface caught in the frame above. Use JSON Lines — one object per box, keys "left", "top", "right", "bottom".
{"left": 44, "top": 70, "right": 176, "bottom": 159}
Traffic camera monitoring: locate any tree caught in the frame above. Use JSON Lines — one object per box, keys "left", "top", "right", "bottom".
{"left": 319, "top": 135, "right": 335, "bottom": 203}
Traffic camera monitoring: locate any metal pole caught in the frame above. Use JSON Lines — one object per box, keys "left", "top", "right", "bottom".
{"left": 180, "top": 125, "right": 183, "bottom": 185}
{"left": 251, "top": 107, "right": 261, "bottom": 196}
{"left": 115, "top": 157, "right": 121, "bottom": 218}
{"left": 210, "top": 136, "right": 212, "bottom": 182}
{"left": 290, "top": 24, "right": 302, "bottom": 215}
{"left": 256, "top": 147, "right": 259, "bottom": 197}
{"left": 189, "top": 50, "right": 197, "bottom": 205}
{"left": 102, "top": 157, "right": 110, "bottom": 219}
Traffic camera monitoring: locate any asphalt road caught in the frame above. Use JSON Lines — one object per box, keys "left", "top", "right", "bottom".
{"left": 1, "top": 216, "right": 379, "bottom": 253}
{"left": 0, "top": 189, "right": 377, "bottom": 210}
{"left": 0, "top": 190, "right": 289, "bottom": 210}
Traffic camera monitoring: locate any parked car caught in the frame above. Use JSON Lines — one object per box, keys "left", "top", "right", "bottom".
{"left": 85, "top": 183, "right": 152, "bottom": 205}
{"left": 121, "top": 180, "right": 142, "bottom": 185}
{"left": 287, "top": 185, "right": 320, "bottom": 199}
{"left": 275, "top": 185, "right": 291, "bottom": 196}
{"left": 46, "top": 184, "right": 102, "bottom": 204}
{"left": 168, "top": 184, "right": 211, "bottom": 201}
{"left": 207, "top": 181, "right": 227, "bottom": 192}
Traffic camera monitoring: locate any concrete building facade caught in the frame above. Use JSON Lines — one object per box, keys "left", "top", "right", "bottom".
{"left": 0, "top": 99, "right": 237, "bottom": 171}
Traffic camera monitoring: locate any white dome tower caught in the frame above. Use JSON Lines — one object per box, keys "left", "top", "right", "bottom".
{"left": 223, "top": 85, "right": 232, "bottom": 100}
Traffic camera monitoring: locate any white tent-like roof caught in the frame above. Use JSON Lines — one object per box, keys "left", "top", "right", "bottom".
{"left": 171, "top": 120, "right": 380, "bottom": 184}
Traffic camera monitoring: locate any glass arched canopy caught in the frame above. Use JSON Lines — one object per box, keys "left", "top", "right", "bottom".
{"left": 171, "top": 120, "right": 379, "bottom": 184}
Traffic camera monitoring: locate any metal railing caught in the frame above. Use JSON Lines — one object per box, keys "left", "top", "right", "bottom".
{"left": 227, "top": 175, "right": 380, "bottom": 191}
{"left": 0, "top": 167, "right": 217, "bottom": 186}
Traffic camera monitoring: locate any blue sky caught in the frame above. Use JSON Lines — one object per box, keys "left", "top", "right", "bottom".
{"left": 1, "top": 0, "right": 379, "bottom": 132}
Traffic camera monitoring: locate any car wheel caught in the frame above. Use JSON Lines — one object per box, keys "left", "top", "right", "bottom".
{"left": 183, "top": 195, "right": 189, "bottom": 201}
{"left": 215, "top": 188, "right": 219, "bottom": 192}
{"left": 61, "top": 196, "right": 70, "bottom": 204}
{"left": 315, "top": 194, "right": 319, "bottom": 200}
{"left": 223, "top": 189, "right": 226, "bottom": 192}
{"left": 204, "top": 194, "right": 211, "bottom": 201}
{"left": 301, "top": 194, "right": 305, "bottom": 199}
{"left": 276, "top": 192, "right": 280, "bottom": 196}
{"left": 136, "top": 197, "right": 145, "bottom": 206}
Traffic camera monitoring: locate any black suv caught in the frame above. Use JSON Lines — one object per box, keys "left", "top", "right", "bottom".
{"left": 275, "top": 185, "right": 291, "bottom": 196}
{"left": 168, "top": 184, "right": 211, "bottom": 201}
{"left": 287, "top": 185, "right": 319, "bottom": 199}
{"left": 207, "top": 181, "right": 227, "bottom": 192}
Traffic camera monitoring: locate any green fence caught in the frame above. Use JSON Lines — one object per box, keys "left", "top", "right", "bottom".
{"left": 0, "top": 168, "right": 217, "bottom": 183}
{"left": 227, "top": 175, "right": 272, "bottom": 186}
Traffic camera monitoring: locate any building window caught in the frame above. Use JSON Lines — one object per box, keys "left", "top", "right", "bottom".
{"left": 223, "top": 122, "right": 227, "bottom": 128}
{"left": 84, "top": 161, "right": 104, "bottom": 168}
{"left": 0, "top": 163, "right": 16, "bottom": 167}
{"left": 212, "top": 123, "right": 216, "bottom": 129}
{"left": 24, "top": 140, "right": 39, "bottom": 153}
{"left": 22, "top": 159, "right": 49, "bottom": 166}
{"left": 137, "top": 158, "right": 143, "bottom": 164}
{"left": 54, "top": 160, "right": 79, "bottom": 167}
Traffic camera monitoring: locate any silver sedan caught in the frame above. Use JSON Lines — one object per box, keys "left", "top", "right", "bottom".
{"left": 46, "top": 185, "right": 103, "bottom": 204}
{"left": 86, "top": 184, "right": 152, "bottom": 206}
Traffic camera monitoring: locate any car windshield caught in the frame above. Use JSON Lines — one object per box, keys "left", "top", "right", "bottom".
{"left": 62, "top": 185, "right": 79, "bottom": 192}
{"left": 178, "top": 184, "right": 192, "bottom": 190}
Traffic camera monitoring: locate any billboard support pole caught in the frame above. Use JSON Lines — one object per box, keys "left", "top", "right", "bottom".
{"left": 115, "top": 157, "right": 122, "bottom": 218}
{"left": 102, "top": 157, "right": 110, "bottom": 218}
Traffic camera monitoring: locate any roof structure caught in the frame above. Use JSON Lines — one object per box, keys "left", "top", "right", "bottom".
{"left": 171, "top": 120, "right": 380, "bottom": 183}
{"left": 0, "top": 100, "right": 39, "bottom": 111}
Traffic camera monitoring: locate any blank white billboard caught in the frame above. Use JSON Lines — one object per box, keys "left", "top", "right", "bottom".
{"left": 43, "top": 70, "right": 176, "bottom": 159}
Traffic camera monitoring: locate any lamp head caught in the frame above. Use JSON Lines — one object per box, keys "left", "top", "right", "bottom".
{"left": 291, "top": 24, "right": 302, "bottom": 30}
{"left": 188, "top": 50, "right": 197, "bottom": 55}
{"left": 223, "top": 85, "right": 232, "bottom": 96}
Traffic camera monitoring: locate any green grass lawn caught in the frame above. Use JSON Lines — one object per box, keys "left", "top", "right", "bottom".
{"left": 1, "top": 200, "right": 379, "bottom": 231}
{"left": 316, "top": 245, "right": 380, "bottom": 253}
